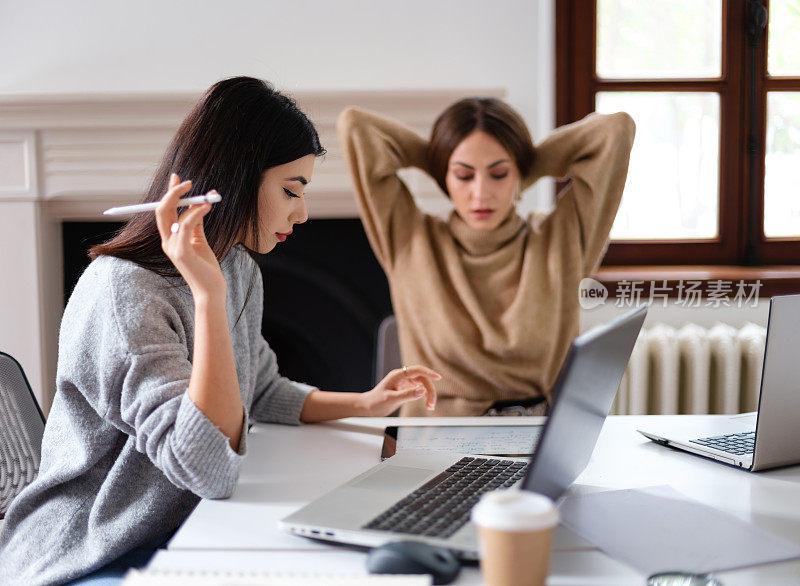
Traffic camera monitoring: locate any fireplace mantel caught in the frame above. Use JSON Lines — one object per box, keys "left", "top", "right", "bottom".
{"left": 0, "top": 88, "right": 503, "bottom": 410}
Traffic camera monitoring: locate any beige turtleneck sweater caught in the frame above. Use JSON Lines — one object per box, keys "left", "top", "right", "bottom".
{"left": 337, "top": 108, "right": 635, "bottom": 416}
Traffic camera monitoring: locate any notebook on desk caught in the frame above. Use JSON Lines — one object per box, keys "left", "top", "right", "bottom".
{"left": 122, "top": 570, "right": 431, "bottom": 585}
{"left": 639, "top": 293, "right": 800, "bottom": 472}
{"left": 280, "top": 305, "right": 647, "bottom": 560}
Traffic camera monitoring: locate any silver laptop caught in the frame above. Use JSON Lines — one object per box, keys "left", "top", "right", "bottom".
{"left": 281, "top": 305, "right": 647, "bottom": 559}
{"left": 639, "top": 293, "right": 800, "bottom": 472}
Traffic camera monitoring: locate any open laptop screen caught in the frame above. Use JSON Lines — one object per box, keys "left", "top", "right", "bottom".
{"left": 522, "top": 305, "right": 647, "bottom": 500}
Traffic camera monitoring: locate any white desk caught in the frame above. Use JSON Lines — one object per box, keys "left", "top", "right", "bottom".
{"left": 151, "top": 416, "right": 800, "bottom": 585}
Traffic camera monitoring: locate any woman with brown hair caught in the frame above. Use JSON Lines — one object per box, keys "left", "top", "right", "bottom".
{"left": 338, "top": 98, "right": 635, "bottom": 417}
{"left": 0, "top": 77, "right": 438, "bottom": 586}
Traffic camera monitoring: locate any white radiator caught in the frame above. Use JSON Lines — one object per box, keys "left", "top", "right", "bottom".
{"left": 612, "top": 323, "right": 767, "bottom": 415}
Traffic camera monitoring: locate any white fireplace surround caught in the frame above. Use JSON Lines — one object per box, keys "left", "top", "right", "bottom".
{"left": 0, "top": 89, "right": 503, "bottom": 412}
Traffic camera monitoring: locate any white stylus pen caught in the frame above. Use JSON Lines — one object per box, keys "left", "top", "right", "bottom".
{"left": 102, "top": 192, "right": 222, "bottom": 216}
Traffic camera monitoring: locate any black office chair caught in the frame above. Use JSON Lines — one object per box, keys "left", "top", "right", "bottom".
{"left": 0, "top": 351, "right": 46, "bottom": 519}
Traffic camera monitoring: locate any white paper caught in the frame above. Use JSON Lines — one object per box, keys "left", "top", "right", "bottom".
{"left": 123, "top": 570, "right": 431, "bottom": 586}
{"left": 558, "top": 485, "right": 800, "bottom": 575}
{"left": 395, "top": 425, "right": 542, "bottom": 455}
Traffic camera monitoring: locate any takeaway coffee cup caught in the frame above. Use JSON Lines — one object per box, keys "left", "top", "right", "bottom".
{"left": 471, "top": 490, "right": 559, "bottom": 586}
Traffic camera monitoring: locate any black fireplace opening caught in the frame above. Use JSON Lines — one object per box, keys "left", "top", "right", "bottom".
{"left": 63, "top": 219, "right": 393, "bottom": 393}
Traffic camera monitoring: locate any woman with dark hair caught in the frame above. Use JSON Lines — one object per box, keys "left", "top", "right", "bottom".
{"left": 338, "top": 98, "right": 634, "bottom": 417}
{"left": 0, "top": 77, "right": 438, "bottom": 586}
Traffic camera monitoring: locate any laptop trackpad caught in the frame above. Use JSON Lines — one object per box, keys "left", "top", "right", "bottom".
{"left": 352, "top": 466, "right": 437, "bottom": 491}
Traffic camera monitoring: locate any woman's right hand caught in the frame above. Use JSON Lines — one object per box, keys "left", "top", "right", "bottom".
{"left": 359, "top": 365, "right": 441, "bottom": 416}
{"left": 155, "top": 173, "right": 226, "bottom": 301}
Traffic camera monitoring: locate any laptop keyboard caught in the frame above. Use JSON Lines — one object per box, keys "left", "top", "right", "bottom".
{"left": 363, "top": 457, "right": 528, "bottom": 539}
{"left": 690, "top": 431, "right": 755, "bottom": 455}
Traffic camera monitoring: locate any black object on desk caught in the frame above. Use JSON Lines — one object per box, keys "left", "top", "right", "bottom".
{"left": 367, "top": 540, "right": 461, "bottom": 585}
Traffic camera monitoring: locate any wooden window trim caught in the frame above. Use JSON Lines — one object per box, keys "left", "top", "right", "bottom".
{"left": 595, "top": 265, "right": 800, "bottom": 298}
{"left": 556, "top": 0, "right": 800, "bottom": 270}
{"left": 757, "top": 25, "right": 800, "bottom": 262}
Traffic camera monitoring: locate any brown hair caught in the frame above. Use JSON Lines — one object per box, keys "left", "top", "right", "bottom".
{"left": 427, "top": 97, "right": 535, "bottom": 196}
{"left": 89, "top": 76, "right": 325, "bottom": 275}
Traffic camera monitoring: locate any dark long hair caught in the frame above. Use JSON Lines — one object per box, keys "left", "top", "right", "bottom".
{"left": 427, "top": 97, "right": 535, "bottom": 197}
{"left": 90, "top": 76, "right": 325, "bottom": 274}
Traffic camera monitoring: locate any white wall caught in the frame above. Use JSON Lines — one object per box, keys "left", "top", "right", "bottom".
{"left": 0, "top": 0, "right": 554, "bottom": 140}
{"left": 1, "top": 0, "right": 555, "bottom": 211}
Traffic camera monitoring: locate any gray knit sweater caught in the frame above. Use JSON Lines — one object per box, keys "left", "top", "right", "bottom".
{"left": 0, "top": 245, "right": 314, "bottom": 585}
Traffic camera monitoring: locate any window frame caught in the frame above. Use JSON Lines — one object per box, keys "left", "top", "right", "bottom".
{"left": 556, "top": 0, "right": 799, "bottom": 266}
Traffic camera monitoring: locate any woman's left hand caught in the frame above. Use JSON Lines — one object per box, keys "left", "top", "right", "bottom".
{"left": 360, "top": 365, "right": 441, "bottom": 416}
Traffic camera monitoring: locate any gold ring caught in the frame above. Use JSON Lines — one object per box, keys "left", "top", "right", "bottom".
{"left": 402, "top": 365, "right": 408, "bottom": 375}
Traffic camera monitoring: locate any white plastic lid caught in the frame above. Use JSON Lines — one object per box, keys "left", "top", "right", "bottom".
{"left": 471, "top": 490, "right": 559, "bottom": 531}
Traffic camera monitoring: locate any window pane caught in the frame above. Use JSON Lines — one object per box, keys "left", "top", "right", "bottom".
{"left": 596, "top": 92, "right": 720, "bottom": 240}
{"left": 597, "top": 0, "right": 722, "bottom": 79}
{"left": 768, "top": 0, "right": 800, "bottom": 76}
{"left": 764, "top": 93, "right": 800, "bottom": 238}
